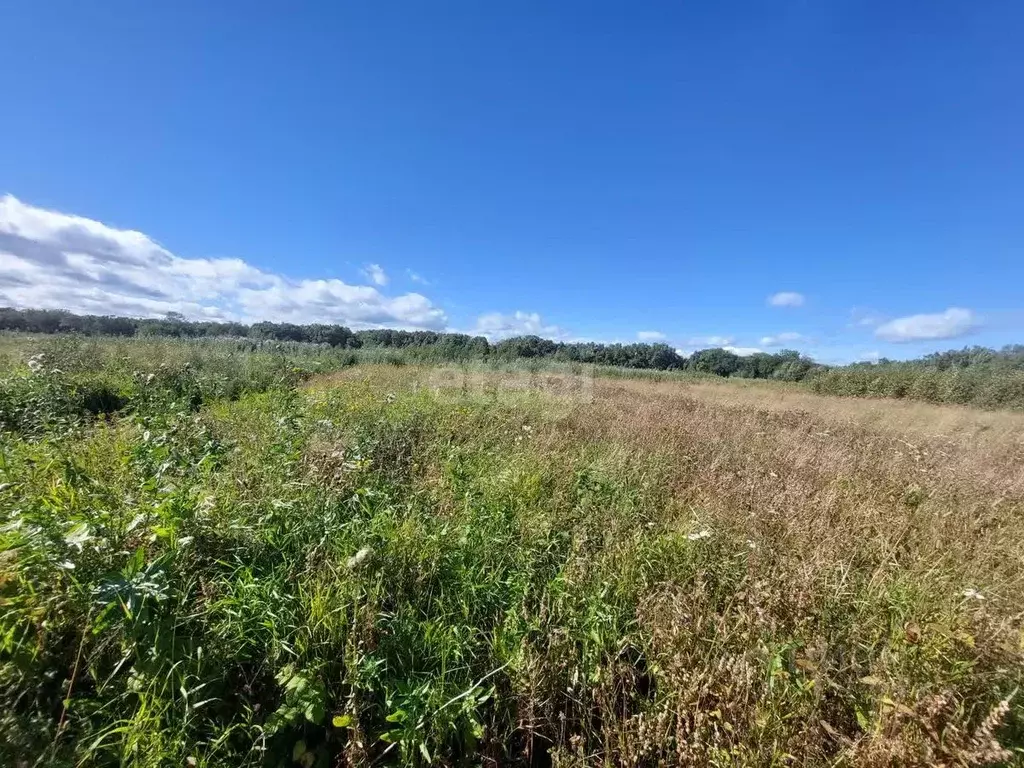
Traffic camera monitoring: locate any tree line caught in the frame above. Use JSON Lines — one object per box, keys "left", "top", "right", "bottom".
{"left": 2, "top": 307, "right": 1023, "bottom": 391}
{"left": 808, "top": 345, "right": 1024, "bottom": 409}
{"left": 0, "top": 307, "right": 824, "bottom": 379}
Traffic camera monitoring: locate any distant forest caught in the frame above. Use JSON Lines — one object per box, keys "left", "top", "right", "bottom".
{"left": 2, "top": 307, "right": 1024, "bottom": 392}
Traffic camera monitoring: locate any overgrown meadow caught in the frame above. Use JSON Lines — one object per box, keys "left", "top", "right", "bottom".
{"left": 2, "top": 335, "right": 1023, "bottom": 766}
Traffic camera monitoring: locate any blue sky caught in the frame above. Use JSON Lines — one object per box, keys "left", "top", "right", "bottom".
{"left": 1, "top": 1, "right": 1022, "bottom": 362}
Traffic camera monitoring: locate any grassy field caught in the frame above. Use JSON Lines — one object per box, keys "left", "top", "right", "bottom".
{"left": 2, "top": 337, "right": 1024, "bottom": 766}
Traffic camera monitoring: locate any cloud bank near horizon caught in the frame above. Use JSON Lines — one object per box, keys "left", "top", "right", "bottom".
{"left": 0, "top": 195, "right": 994, "bottom": 359}
{"left": 0, "top": 195, "right": 447, "bottom": 331}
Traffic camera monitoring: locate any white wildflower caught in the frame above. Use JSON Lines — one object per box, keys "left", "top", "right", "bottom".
{"left": 145, "top": 373, "right": 156, "bottom": 384}
{"left": 347, "top": 546, "right": 373, "bottom": 570}
{"left": 962, "top": 588, "right": 985, "bottom": 601}
{"left": 27, "top": 353, "right": 46, "bottom": 373}
{"left": 686, "top": 530, "right": 712, "bottom": 541}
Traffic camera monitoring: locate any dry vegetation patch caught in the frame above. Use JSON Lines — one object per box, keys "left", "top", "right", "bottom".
{"left": 3, "top": 360, "right": 1023, "bottom": 766}
{"left": 307, "top": 366, "right": 1024, "bottom": 764}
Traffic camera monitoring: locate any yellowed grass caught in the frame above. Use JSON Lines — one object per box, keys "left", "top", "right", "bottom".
{"left": 316, "top": 363, "right": 1024, "bottom": 612}
{"left": 629, "top": 375, "right": 1024, "bottom": 443}
{"left": 307, "top": 365, "right": 1024, "bottom": 765}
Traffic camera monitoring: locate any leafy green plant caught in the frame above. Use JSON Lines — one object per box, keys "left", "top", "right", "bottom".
{"left": 1, "top": 344, "right": 1022, "bottom": 766}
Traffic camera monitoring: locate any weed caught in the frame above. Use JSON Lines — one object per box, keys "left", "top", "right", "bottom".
{"left": 1, "top": 349, "right": 1022, "bottom": 766}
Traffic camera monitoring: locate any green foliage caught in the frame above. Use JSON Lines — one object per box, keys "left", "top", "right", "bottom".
{"left": 0, "top": 345, "right": 1021, "bottom": 765}
{"left": 0, "top": 336, "right": 359, "bottom": 436}
{"left": 6, "top": 316, "right": 1024, "bottom": 412}
{"left": 0, "top": 307, "right": 824, "bottom": 379}
{"left": 807, "top": 356, "right": 1024, "bottom": 410}
{"left": 6, "top": 309, "right": 1024, "bottom": 409}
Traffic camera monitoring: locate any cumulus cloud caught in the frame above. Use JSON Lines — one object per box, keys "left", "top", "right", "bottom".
{"left": 636, "top": 330, "right": 667, "bottom": 342}
{"left": 674, "top": 335, "right": 741, "bottom": 357}
{"left": 760, "top": 331, "right": 808, "bottom": 347}
{"left": 874, "top": 307, "right": 979, "bottom": 342}
{"left": 723, "top": 346, "right": 762, "bottom": 356}
{"left": 361, "top": 263, "right": 388, "bottom": 286}
{"left": 684, "top": 335, "right": 734, "bottom": 347}
{"left": 767, "top": 291, "right": 805, "bottom": 308}
{"left": 473, "top": 311, "right": 566, "bottom": 341}
{"left": 0, "top": 195, "right": 446, "bottom": 330}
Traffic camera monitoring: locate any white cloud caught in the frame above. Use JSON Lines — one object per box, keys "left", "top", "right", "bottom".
{"left": 724, "top": 346, "right": 762, "bottom": 356}
{"left": 0, "top": 195, "right": 446, "bottom": 329}
{"left": 406, "top": 269, "right": 430, "bottom": 285}
{"left": 858, "top": 351, "right": 881, "bottom": 362}
{"left": 684, "top": 335, "right": 734, "bottom": 347}
{"left": 473, "top": 311, "right": 566, "bottom": 341}
{"left": 874, "top": 307, "right": 979, "bottom": 342}
{"left": 361, "top": 263, "right": 388, "bottom": 286}
{"left": 767, "top": 291, "right": 805, "bottom": 308}
{"left": 678, "top": 344, "right": 760, "bottom": 357}
{"left": 636, "top": 330, "right": 667, "bottom": 342}
{"left": 760, "top": 331, "right": 808, "bottom": 347}
{"left": 675, "top": 335, "right": 741, "bottom": 357}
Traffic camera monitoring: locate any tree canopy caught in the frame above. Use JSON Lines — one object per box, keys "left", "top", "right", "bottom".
{"left": 3, "top": 306, "right": 1022, "bottom": 385}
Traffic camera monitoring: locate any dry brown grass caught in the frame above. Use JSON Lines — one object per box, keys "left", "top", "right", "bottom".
{"left": 624, "top": 375, "right": 1024, "bottom": 450}
{"left": 312, "top": 365, "right": 1024, "bottom": 765}
{"left": 316, "top": 364, "right": 1024, "bottom": 594}
{"left": 14, "top": 347, "right": 1023, "bottom": 766}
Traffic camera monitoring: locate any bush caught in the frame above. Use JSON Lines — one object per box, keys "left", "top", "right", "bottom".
{"left": 2, "top": 357, "right": 1021, "bottom": 765}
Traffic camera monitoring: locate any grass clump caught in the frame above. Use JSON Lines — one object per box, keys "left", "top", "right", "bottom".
{"left": 2, "top": 347, "right": 1023, "bottom": 766}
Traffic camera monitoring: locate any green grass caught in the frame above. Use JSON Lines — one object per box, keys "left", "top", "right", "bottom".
{"left": 1, "top": 337, "right": 1022, "bottom": 766}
